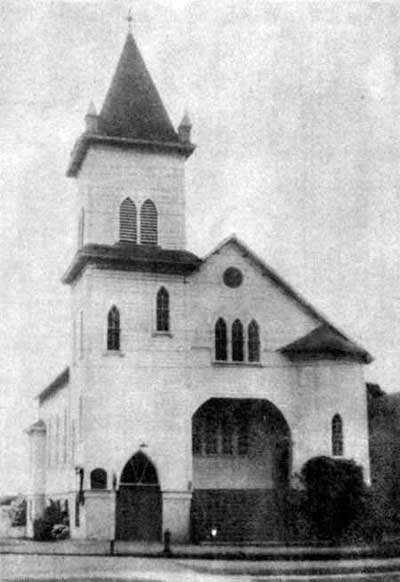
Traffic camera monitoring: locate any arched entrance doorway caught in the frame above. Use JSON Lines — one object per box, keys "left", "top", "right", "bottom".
{"left": 191, "top": 398, "right": 291, "bottom": 542}
{"left": 115, "top": 451, "right": 162, "bottom": 541}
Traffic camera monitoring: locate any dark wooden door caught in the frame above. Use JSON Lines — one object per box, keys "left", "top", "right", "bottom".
{"left": 116, "top": 485, "right": 162, "bottom": 541}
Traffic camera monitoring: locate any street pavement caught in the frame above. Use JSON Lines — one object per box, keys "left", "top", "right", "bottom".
{"left": 3, "top": 554, "right": 400, "bottom": 582}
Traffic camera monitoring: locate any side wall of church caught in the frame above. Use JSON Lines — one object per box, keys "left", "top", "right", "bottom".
{"left": 39, "top": 388, "right": 75, "bottom": 496}
{"left": 76, "top": 146, "right": 186, "bottom": 250}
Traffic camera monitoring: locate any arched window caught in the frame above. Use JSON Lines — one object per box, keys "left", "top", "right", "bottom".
{"left": 120, "top": 198, "right": 137, "bottom": 242}
{"left": 107, "top": 306, "right": 120, "bottom": 351}
{"left": 232, "top": 319, "right": 244, "bottom": 362}
{"left": 156, "top": 287, "right": 169, "bottom": 332}
{"left": 215, "top": 318, "right": 227, "bottom": 361}
{"left": 248, "top": 320, "right": 260, "bottom": 362}
{"left": 140, "top": 199, "right": 158, "bottom": 245}
{"left": 90, "top": 468, "right": 107, "bottom": 489}
{"left": 78, "top": 208, "right": 85, "bottom": 248}
{"left": 332, "top": 414, "right": 343, "bottom": 456}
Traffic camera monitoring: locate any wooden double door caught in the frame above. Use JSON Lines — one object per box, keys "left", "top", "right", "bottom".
{"left": 116, "top": 484, "right": 162, "bottom": 541}
{"left": 116, "top": 452, "right": 162, "bottom": 541}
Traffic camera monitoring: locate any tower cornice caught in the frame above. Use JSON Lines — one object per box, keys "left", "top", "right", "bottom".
{"left": 66, "top": 133, "right": 195, "bottom": 177}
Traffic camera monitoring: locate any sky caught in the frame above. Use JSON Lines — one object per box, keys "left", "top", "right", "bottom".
{"left": 1, "top": 0, "right": 400, "bottom": 493}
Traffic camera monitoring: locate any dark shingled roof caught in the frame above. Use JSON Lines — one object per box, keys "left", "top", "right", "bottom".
{"left": 62, "top": 244, "right": 201, "bottom": 285}
{"left": 100, "top": 32, "right": 178, "bottom": 142}
{"left": 37, "top": 367, "right": 69, "bottom": 405}
{"left": 279, "top": 325, "right": 372, "bottom": 364}
{"left": 67, "top": 33, "right": 194, "bottom": 177}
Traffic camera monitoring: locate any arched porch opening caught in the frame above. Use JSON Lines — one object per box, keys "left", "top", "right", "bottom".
{"left": 191, "top": 398, "right": 291, "bottom": 542}
{"left": 115, "top": 451, "right": 162, "bottom": 541}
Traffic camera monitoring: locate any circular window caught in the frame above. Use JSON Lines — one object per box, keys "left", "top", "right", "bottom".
{"left": 223, "top": 267, "right": 243, "bottom": 288}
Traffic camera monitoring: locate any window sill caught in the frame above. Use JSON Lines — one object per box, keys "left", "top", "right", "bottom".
{"left": 212, "top": 361, "right": 262, "bottom": 367}
{"left": 152, "top": 331, "right": 173, "bottom": 338}
{"left": 103, "top": 350, "right": 125, "bottom": 357}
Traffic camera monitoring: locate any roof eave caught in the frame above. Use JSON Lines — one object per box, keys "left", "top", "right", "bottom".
{"left": 37, "top": 367, "right": 70, "bottom": 404}
{"left": 66, "top": 133, "right": 196, "bottom": 177}
{"left": 62, "top": 246, "right": 202, "bottom": 285}
{"left": 280, "top": 347, "right": 373, "bottom": 365}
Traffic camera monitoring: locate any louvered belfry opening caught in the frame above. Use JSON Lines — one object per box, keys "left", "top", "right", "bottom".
{"left": 120, "top": 198, "right": 137, "bottom": 243}
{"left": 140, "top": 199, "right": 158, "bottom": 245}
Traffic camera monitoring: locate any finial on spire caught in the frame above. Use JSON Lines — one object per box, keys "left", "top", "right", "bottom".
{"left": 126, "top": 8, "right": 133, "bottom": 33}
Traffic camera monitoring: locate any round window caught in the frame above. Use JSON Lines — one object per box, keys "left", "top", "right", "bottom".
{"left": 223, "top": 267, "right": 243, "bottom": 288}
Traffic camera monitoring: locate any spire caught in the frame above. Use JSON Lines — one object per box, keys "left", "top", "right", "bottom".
{"left": 85, "top": 101, "right": 99, "bottom": 133}
{"left": 178, "top": 110, "right": 192, "bottom": 144}
{"left": 99, "top": 32, "right": 179, "bottom": 142}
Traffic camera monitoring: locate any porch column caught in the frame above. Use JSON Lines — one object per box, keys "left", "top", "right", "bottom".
{"left": 25, "top": 420, "right": 47, "bottom": 538}
{"left": 162, "top": 490, "right": 192, "bottom": 543}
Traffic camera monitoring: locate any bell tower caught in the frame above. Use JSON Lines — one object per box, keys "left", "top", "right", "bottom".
{"left": 65, "top": 27, "right": 195, "bottom": 260}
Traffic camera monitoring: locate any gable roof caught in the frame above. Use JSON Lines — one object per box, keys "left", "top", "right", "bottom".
{"left": 280, "top": 324, "right": 372, "bottom": 364}
{"left": 37, "top": 367, "right": 69, "bottom": 405}
{"left": 203, "top": 235, "right": 372, "bottom": 363}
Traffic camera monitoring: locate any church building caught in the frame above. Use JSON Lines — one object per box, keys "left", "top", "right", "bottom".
{"left": 26, "top": 24, "right": 372, "bottom": 543}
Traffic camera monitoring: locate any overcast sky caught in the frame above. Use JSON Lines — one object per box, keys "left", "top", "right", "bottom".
{"left": 1, "top": 0, "right": 400, "bottom": 493}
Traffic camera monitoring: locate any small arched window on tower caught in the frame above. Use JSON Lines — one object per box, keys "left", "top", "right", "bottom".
{"left": 232, "top": 319, "right": 244, "bottom": 362}
{"left": 156, "top": 287, "right": 169, "bottom": 332}
{"left": 332, "top": 414, "right": 343, "bottom": 457}
{"left": 107, "top": 306, "right": 120, "bottom": 351}
{"left": 140, "top": 199, "right": 158, "bottom": 245}
{"left": 215, "top": 318, "right": 227, "bottom": 361}
{"left": 119, "top": 198, "right": 137, "bottom": 243}
{"left": 248, "top": 320, "right": 260, "bottom": 362}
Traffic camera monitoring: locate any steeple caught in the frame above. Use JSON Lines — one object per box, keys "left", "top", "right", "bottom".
{"left": 99, "top": 31, "right": 178, "bottom": 142}
{"left": 67, "top": 29, "right": 194, "bottom": 177}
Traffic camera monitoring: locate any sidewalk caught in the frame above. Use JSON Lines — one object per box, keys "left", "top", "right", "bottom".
{"left": 2, "top": 541, "right": 400, "bottom": 579}
{"left": 1, "top": 537, "right": 400, "bottom": 561}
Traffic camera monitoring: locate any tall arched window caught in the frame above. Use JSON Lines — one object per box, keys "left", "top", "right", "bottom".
{"left": 107, "top": 306, "right": 120, "bottom": 351}
{"left": 140, "top": 199, "right": 158, "bottom": 245}
{"left": 248, "top": 320, "right": 260, "bottom": 362}
{"left": 156, "top": 287, "right": 169, "bottom": 332}
{"left": 215, "top": 318, "right": 227, "bottom": 361}
{"left": 232, "top": 319, "right": 244, "bottom": 362}
{"left": 119, "top": 198, "right": 137, "bottom": 242}
{"left": 332, "top": 414, "right": 343, "bottom": 456}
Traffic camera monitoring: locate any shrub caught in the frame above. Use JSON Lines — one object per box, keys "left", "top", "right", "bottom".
{"left": 9, "top": 497, "right": 26, "bottom": 526}
{"left": 52, "top": 524, "right": 69, "bottom": 540}
{"left": 33, "top": 517, "right": 53, "bottom": 541}
{"left": 300, "top": 456, "right": 368, "bottom": 543}
{"left": 33, "top": 500, "right": 69, "bottom": 541}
